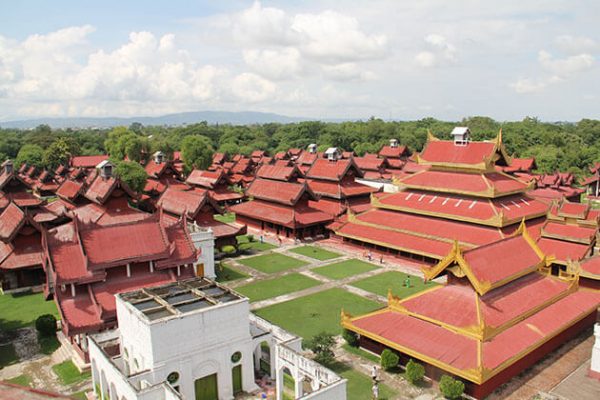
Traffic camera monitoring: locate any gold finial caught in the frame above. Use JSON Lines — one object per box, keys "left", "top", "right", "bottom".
{"left": 427, "top": 129, "right": 438, "bottom": 142}
{"left": 495, "top": 128, "right": 503, "bottom": 146}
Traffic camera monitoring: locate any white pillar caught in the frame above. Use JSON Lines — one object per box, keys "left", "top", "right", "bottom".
{"left": 149, "top": 260, "right": 154, "bottom": 273}
{"left": 71, "top": 284, "right": 75, "bottom": 297}
{"left": 177, "top": 265, "right": 181, "bottom": 276}
{"left": 126, "top": 263, "right": 131, "bottom": 277}
{"left": 591, "top": 323, "right": 600, "bottom": 379}
{"left": 190, "top": 227, "right": 216, "bottom": 278}
{"left": 276, "top": 368, "right": 283, "bottom": 400}
{"left": 294, "top": 369, "right": 303, "bottom": 399}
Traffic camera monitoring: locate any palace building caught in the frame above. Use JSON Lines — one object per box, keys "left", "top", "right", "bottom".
{"left": 331, "top": 128, "right": 551, "bottom": 264}
{"left": 229, "top": 164, "right": 333, "bottom": 239}
{"left": 342, "top": 224, "right": 600, "bottom": 398}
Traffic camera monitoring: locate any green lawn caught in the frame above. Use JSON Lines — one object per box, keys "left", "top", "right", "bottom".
{"left": 6, "top": 374, "right": 32, "bottom": 387}
{"left": 312, "top": 259, "right": 378, "bottom": 280}
{"left": 235, "top": 273, "right": 321, "bottom": 302}
{"left": 342, "top": 344, "right": 380, "bottom": 364}
{"left": 350, "top": 271, "right": 436, "bottom": 298}
{"left": 52, "top": 360, "right": 91, "bottom": 386}
{"left": 289, "top": 246, "right": 340, "bottom": 261}
{"left": 237, "top": 235, "right": 277, "bottom": 251}
{"left": 255, "top": 288, "right": 382, "bottom": 339}
{"left": 0, "top": 292, "right": 60, "bottom": 332}
{"left": 216, "top": 263, "right": 248, "bottom": 282}
{"left": 330, "top": 362, "right": 397, "bottom": 400}
{"left": 214, "top": 212, "right": 236, "bottom": 223}
{"left": 0, "top": 343, "right": 18, "bottom": 368}
{"left": 238, "top": 253, "right": 307, "bottom": 274}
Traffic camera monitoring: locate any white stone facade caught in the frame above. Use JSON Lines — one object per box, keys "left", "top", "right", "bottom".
{"left": 591, "top": 323, "right": 600, "bottom": 377}
{"left": 89, "top": 279, "right": 347, "bottom": 400}
{"left": 189, "top": 224, "right": 216, "bottom": 279}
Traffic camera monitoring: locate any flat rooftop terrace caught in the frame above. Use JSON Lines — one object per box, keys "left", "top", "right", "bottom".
{"left": 119, "top": 278, "right": 243, "bottom": 322}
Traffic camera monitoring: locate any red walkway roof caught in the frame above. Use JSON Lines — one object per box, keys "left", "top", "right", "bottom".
{"left": 230, "top": 199, "right": 332, "bottom": 228}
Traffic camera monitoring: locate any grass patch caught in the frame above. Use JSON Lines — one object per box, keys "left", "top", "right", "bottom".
{"left": 0, "top": 343, "right": 18, "bottom": 368}
{"left": 238, "top": 253, "right": 306, "bottom": 274}
{"left": 71, "top": 391, "right": 89, "bottom": 400}
{"left": 342, "top": 344, "right": 380, "bottom": 364}
{"left": 214, "top": 212, "right": 236, "bottom": 224}
{"left": 52, "top": 360, "right": 91, "bottom": 386}
{"left": 329, "top": 362, "right": 396, "bottom": 400}
{"left": 39, "top": 335, "right": 61, "bottom": 355}
{"left": 236, "top": 273, "right": 321, "bottom": 302}
{"left": 216, "top": 263, "right": 248, "bottom": 282}
{"left": 289, "top": 246, "right": 340, "bottom": 261}
{"left": 255, "top": 288, "right": 381, "bottom": 339}
{"left": 237, "top": 235, "right": 277, "bottom": 251}
{"left": 350, "top": 271, "right": 436, "bottom": 298}
{"left": 312, "top": 259, "right": 378, "bottom": 280}
{"left": 0, "top": 292, "right": 60, "bottom": 332}
{"left": 6, "top": 374, "right": 32, "bottom": 387}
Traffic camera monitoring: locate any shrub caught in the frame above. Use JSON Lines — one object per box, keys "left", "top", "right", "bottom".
{"left": 238, "top": 243, "right": 252, "bottom": 253}
{"left": 405, "top": 359, "right": 425, "bottom": 384}
{"left": 247, "top": 234, "right": 255, "bottom": 242}
{"left": 305, "top": 332, "right": 336, "bottom": 366}
{"left": 35, "top": 314, "right": 57, "bottom": 337}
{"left": 221, "top": 245, "right": 237, "bottom": 255}
{"left": 342, "top": 329, "right": 359, "bottom": 347}
{"left": 439, "top": 375, "right": 465, "bottom": 399}
{"left": 380, "top": 349, "right": 399, "bottom": 371}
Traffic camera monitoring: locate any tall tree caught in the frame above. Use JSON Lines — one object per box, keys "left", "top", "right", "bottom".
{"left": 16, "top": 144, "right": 45, "bottom": 168}
{"left": 114, "top": 161, "right": 147, "bottom": 193}
{"left": 181, "top": 135, "right": 214, "bottom": 171}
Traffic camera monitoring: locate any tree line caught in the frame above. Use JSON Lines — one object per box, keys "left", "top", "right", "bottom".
{"left": 2, "top": 116, "right": 600, "bottom": 178}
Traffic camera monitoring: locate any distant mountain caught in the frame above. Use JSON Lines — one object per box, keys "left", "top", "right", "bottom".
{"left": 0, "top": 110, "right": 310, "bottom": 129}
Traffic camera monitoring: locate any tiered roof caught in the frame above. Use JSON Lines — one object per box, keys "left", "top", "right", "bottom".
{"left": 332, "top": 130, "right": 551, "bottom": 260}
{"left": 343, "top": 228, "right": 600, "bottom": 390}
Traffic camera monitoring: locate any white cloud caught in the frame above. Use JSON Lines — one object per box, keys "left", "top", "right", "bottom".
{"left": 321, "top": 63, "right": 376, "bottom": 81}
{"left": 538, "top": 50, "right": 594, "bottom": 76}
{"left": 231, "top": 72, "right": 277, "bottom": 102}
{"left": 555, "top": 35, "right": 598, "bottom": 55}
{"left": 243, "top": 47, "right": 303, "bottom": 80}
{"left": 511, "top": 47, "right": 595, "bottom": 94}
{"left": 415, "top": 34, "right": 457, "bottom": 68}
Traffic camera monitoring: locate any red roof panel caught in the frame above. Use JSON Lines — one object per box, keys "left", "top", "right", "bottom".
{"left": 70, "top": 155, "right": 108, "bottom": 168}
{"left": 246, "top": 179, "right": 307, "bottom": 205}
{"left": 0, "top": 202, "right": 25, "bottom": 241}
{"left": 536, "top": 238, "right": 591, "bottom": 263}
{"left": 420, "top": 140, "right": 497, "bottom": 166}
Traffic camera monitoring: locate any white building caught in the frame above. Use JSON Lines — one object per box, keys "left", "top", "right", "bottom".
{"left": 89, "top": 278, "right": 346, "bottom": 400}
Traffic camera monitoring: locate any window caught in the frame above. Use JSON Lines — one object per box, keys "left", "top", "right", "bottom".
{"left": 231, "top": 351, "right": 242, "bottom": 363}
{"left": 167, "top": 372, "right": 180, "bottom": 385}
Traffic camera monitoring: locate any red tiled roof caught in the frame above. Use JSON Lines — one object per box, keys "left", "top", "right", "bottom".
{"left": 503, "top": 157, "right": 536, "bottom": 173}
{"left": 155, "top": 216, "right": 197, "bottom": 269}
{"left": 79, "top": 217, "right": 170, "bottom": 268}
{"left": 379, "top": 145, "right": 409, "bottom": 159}
{"left": 581, "top": 256, "right": 600, "bottom": 278}
{"left": 230, "top": 199, "right": 332, "bottom": 228}
{"left": 399, "top": 170, "right": 528, "bottom": 197}
{"left": 256, "top": 164, "right": 299, "bottom": 181}
{"left": 246, "top": 179, "right": 310, "bottom": 205}
{"left": 419, "top": 140, "right": 498, "bottom": 166}
{"left": 354, "top": 156, "right": 385, "bottom": 171}
{"left": 296, "top": 151, "right": 318, "bottom": 166}
{"left": 306, "top": 158, "right": 362, "bottom": 181}
{"left": 536, "top": 237, "right": 591, "bottom": 263}
{"left": 376, "top": 191, "right": 548, "bottom": 226}
{"left": 349, "top": 289, "right": 600, "bottom": 379}
{"left": 58, "top": 292, "right": 103, "bottom": 335}
{"left": 212, "top": 152, "right": 226, "bottom": 164}
{"left": 157, "top": 187, "right": 207, "bottom": 218}
{"left": 557, "top": 201, "right": 589, "bottom": 219}
{"left": 209, "top": 187, "right": 244, "bottom": 203}
{"left": 541, "top": 222, "right": 596, "bottom": 244}
{"left": 461, "top": 234, "right": 542, "bottom": 287}
{"left": 0, "top": 202, "right": 25, "bottom": 242}
{"left": 56, "top": 179, "right": 84, "bottom": 201}
{"left": 70, "top": 155, "right": 108, "bottom": 168}
{"left": 0, "top": 233, "right": 43, "bottom": 270}
{"left": 144, "top": 160, "right": 168, "bottom": 178}
{"left": 186, "top": 169, "right": 224, "bottom": 188}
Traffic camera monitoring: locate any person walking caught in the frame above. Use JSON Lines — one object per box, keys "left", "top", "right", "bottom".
{"left": 372, "top": 381, "right": 379, "bottom": 399}
{"left": 371, "top": 365, "right": 378, "bottom": 381}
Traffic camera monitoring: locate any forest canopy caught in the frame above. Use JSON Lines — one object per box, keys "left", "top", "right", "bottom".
{"left": 1, "top": 117, "right": 599, "bottom": 177}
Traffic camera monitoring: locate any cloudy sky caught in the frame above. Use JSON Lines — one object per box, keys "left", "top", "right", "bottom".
{"left": 0, "top": 0, "right": 598, "bottom": 121}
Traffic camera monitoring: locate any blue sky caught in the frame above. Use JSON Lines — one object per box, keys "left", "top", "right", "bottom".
{"left": 0, "top": 1, "right": 598, "bottom": 121}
